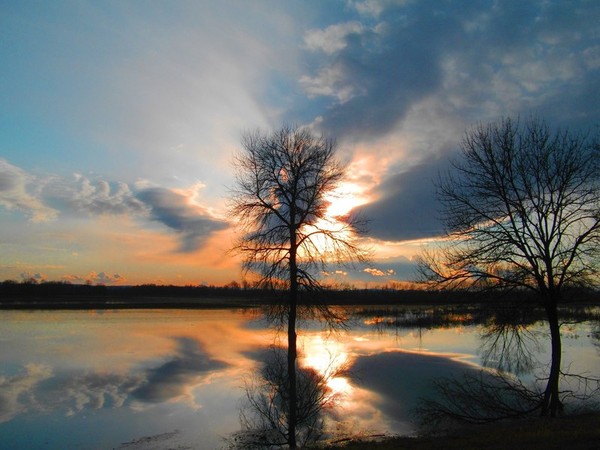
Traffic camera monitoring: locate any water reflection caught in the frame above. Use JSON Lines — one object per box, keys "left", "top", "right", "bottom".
{"left": 228, "top": 346, "right": 340, "bottom": 449}
{"left": 132, "top": 337, "right": 228, "bottom": 403}
{"left": 349, "top": 350, "right": 482, "bottom": 433}
{"left": 0, "top": 307, "right": 598, "bottom": 449}
{"left": 479, "top": 322, "right": 541, "bottom": 375}
{"left": 0, "top": 310, "right": 260, "bottom": 449}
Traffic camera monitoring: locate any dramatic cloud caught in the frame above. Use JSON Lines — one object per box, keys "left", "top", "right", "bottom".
{"left": 303, "top": 1, "right": 599, "bottom": 140}
{"left": 137, "top": 187, "right": 229, "bottom": 253}
{"left": 1, "top": 1, "right": 597, "bottom": 284}
{"left": 357, "top": 155, "right": 451, "bottom": 241}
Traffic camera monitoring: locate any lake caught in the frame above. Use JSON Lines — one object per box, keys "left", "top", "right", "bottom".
{"left": 1, "top": 306, "right": 598, "bottom": 449}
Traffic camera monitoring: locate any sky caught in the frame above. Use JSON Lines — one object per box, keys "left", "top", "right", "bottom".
{"left": 1, "top": 0, "right": 599, "bottom": 286}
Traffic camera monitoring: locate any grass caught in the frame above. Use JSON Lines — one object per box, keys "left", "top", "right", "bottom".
{"left": 323, "top": 413, "right": 600, "bottom": 450}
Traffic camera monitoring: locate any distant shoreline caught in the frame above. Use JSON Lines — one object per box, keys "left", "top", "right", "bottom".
{"left": 1, "top": 280, "right": 599, "bottom": 310}
{"left": 3, "top": 296, "right": 598, "bottom": 311}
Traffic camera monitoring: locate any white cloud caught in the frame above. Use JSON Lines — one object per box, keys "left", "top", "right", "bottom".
{"left": 45, "top": 173, "right": 148, "bottom": 217}
{"left": 304, "top": 21, "right": 365, "bottom": 54}
{"left": 300, "top": 64, "right": 362, "bottom": 103}
{"left": 0, "top": 159, "right": 58, "bottom": 222}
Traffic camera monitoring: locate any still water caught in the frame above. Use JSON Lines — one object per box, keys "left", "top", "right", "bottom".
{"left": 0, "top": 307, "right": 598, "bottom": 449}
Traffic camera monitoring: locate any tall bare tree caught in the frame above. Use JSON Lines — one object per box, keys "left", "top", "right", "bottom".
{"left": 419, "top": 117, "right": 600, "bottom": 417}
{"left": 230, "top": 125, "right": 365, "bottom": 448}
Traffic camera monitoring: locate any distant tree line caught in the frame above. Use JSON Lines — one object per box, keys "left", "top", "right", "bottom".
{"left": 1, "top": 278, "right": 597, "bottom": 308}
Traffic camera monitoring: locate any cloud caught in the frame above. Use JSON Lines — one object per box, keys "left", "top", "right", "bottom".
{"left": 357, "top": 154, "right": 450, "bottom": 241}
{"left": 136, "top": 187, "right": 229, "bottom": 253}
{"left": 0, "top": 159, "right": 58, "bottom": 221}
{"left": 62, "top": 272, "right": 126, "bottom": 286}
{"left": 19, "top": 272, "right": 47, "bottom": 283}
{"left": 364, "top": 266, "right": 397, "bottom": 278}
{"left": 364, "top": 267, "right": 386, "bottom": 277}
{"left": 302, "top": 1, "right": 600, "bottom": 141}
{"left": 46, "top": 174, "right": 148, "bottom": 216}
{"left": 304, "top": 21, "right": 365, "bottom": 55}
{"left": 1, "top": 159, "right": 228, "bottom": 254}
{"left": 325, "top": 255, "right": 418, "bottom": 284}
{"left": 0, "top": 160, "right": 149, "bottom": 220}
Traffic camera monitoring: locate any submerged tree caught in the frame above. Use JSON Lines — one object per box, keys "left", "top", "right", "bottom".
{"left": 230, "top": 125, "right": 365, "bottom": 448}
{"left": 418, "top": 117, "right": 600, "bottom": 417}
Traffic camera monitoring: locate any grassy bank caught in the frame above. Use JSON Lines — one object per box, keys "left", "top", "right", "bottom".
{"left": 327, "top": 413, "right": 600, "bottom": 449}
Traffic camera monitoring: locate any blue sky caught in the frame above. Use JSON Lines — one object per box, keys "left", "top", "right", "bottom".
{"left": 1, "top": 0, "right": 598, "bottom": 285}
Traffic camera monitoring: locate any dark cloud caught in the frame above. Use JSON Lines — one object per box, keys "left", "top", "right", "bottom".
{"left": 132, "top": 337, "right": 228, "bottom": 403}
{"left": 357, "top": 155, "right": 451, "bottom": 241}
{"left": 301, "top": 1, "right": 599, "bottom": 140}
{"left": 137, "top": 187, "right": 229, "bottom": 252}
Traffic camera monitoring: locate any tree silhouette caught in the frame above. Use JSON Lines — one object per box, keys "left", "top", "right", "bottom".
{"left": 418, "top": 117, "right": 600, "bottom": 417}
{"left": 229, "top": 125, "right": 365, "bottom": 448}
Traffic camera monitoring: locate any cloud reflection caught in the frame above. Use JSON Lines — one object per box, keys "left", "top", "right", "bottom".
{"left": 0, "top": 337, "right": 229, "bottom": 423}
{"left": 349, "top": 350, "right": 482, "bottom": 426}
{"left": 132, "top": 337, "right": 229, "bottom": 403}
{"left": 0, "top": 363, "right": 143, "bottom": 422}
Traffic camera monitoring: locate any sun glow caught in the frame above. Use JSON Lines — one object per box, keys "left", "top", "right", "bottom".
{"left": 324, "top": 181, "right": 370, "bottom": 218}
{"left": 296, "top": 181, "right": 370, "bottom": 261}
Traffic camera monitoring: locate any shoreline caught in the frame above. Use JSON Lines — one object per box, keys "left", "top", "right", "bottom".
{"left": 324, "top": 412, "right": 600, "bottom": 449}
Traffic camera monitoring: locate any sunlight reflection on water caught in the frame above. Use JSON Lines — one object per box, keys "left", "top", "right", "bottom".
{"left": 0, "top": 308, "right": 598, "bottom": 449}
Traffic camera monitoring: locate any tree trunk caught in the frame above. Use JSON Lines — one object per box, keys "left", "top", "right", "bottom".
{"left": 288, "top": 241, "right": 298, "bottom": 449}
{"left": 542, "top": 299, "right": 562, "bottom": 417}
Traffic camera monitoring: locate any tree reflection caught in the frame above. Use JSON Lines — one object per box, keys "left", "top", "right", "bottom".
{"left": 226, "top": 346, "right": 341, "bottom": 449}
{"left": 418, "top": 305, "right": 600, "bottom": 428}
{"left": 417, "top": 370, "right": 543, "bottom": 431}
{"left": 478, "top": 306, "right": 540, "bottom": 375}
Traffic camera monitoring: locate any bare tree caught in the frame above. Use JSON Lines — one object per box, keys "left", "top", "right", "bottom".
{"left": 229, "top": 125, "right": 366, "bottom": 448}
{"left": 418, "top": 117, "right": 600, "bottom": 417}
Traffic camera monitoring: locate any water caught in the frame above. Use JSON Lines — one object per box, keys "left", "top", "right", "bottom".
{"left": 0, "top": 307, "right": 598, "bottom": 449}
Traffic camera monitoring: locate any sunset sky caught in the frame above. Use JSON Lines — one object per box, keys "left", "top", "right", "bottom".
{"left": 1, "top": 0, "right": 599, "bottom": 286}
